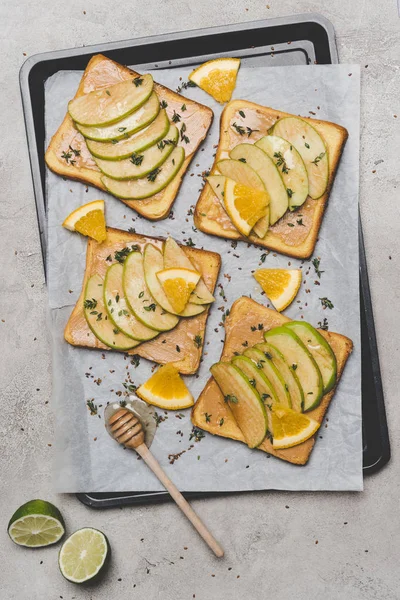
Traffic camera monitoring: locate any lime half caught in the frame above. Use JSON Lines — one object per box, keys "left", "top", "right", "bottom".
{"left": 59, "top": 528, "right": 110, "bottom": 584}
{"left": 8, "top": 499, "right": 65, "bottom": 548}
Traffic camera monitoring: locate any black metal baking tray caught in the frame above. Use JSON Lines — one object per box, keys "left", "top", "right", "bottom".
{"left": 19, "top": 14, "right": 389, "bottom": 508}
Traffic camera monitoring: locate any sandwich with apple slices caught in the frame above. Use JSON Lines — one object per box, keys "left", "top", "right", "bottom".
{"left": 192, "top": 296, "right": 353, "bottom": 464}
{"left": 65, "top": 229, "right": 220, "bottom": 375}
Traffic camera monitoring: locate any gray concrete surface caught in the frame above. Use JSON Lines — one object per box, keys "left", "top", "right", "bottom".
{"left": 1, "top": 1, "right": 399, "bottom": 598}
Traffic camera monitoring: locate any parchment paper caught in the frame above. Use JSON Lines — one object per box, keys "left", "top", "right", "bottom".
{"left": 45, "top": 64, "right": 362, "bottom": 492}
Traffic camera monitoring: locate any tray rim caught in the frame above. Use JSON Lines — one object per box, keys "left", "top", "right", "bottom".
{"left": 18, "top": 14, "right": 389, "bottom": 506}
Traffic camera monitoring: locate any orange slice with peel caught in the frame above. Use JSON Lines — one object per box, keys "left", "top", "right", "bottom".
{"left": 270, "top": 404, "right": 320, "bottom": 449}
{"left": 223, "top": 178, "right": 269, "bottom": 237}
{"left": 156, "top": 267, "right": 201, "bottom": 314}
{"left": 253, "top": 268, "right": 302, "bottom": 312}
{"left": 62, "top": 200, "right": 106, "bottom": 243}
{"left": 136, "top": 364, "right": 194, "bottom": 410}
{"left": 189, "top": 58, "right": 241, "bottom": 103}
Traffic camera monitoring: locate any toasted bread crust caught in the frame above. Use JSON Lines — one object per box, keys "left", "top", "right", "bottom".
{"left": 45, "top": 54, "right": 213, "bottom": 220}
{"left": 65, "top": 227, "right": 221, "bottom": 374}
{"left": 191, "top": 296, "right": 353, "bottom": 465}
{"left": 194, "top": 99, "right": 348, "bottom": 258}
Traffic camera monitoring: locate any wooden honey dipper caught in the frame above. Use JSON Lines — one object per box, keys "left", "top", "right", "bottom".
{"left": 108, "top": 408, "right": 224, "bottom": 558}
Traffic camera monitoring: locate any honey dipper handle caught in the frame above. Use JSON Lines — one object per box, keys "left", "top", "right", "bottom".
{"left": 135, "top": 443, "right": 224, "bottom": 558}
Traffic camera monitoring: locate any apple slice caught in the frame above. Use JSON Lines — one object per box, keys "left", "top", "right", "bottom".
{"left": 102, "top": 146, "right": 184, "bottom": 200}
{"left": 230, "top": 144, "right": 288, "bottom": 225}
{"left": 163, "top": 237, "right": 215, "bottom": 306}
{"left": 271, "top": 117, "right": 328, "bottom": 199}
{"left": 243, "top": 347, "right": 292, "bottom": 408}
{"left": 264, "top": 326, "right": 323, "bottom": 411}
{"left": 232, "top": 355, "right": 278, "bottom": 433}
{"left": 254, "top": 342, "right": 304, "bottom": 412}
{"left": 210, "top": 362, "right": 267, "bottom": 448}
{"left": 69, "top": 74, "right": 153, "bottom": 127}
{"left": 284, "top": 321, "right": 337, "bottom": 394}
{"left": 84, "top": 273, "right": 139, "bottom": 350}
{"left": 206, "top": 174, "right": 226, "bottom": 203}
{"left": 103, "top": 263, "right": 158, "bottom": 341}
{"left": 255, "top": 135, "right": 309, "bottom": 210}
{"left": 216, "top": 159, "right": 269, "bottom": 237}
{"left": 94, "top": 125, "right": 178, "bottom": 180}
{"left": 143, "top": 244, "right": 206, "bottom": 317}
{"left": 76, "top": 92, "right": 160, "bottom": 142}
{"left": 86, "top": 109, "right": 170, "bottom": 160}
{"left": 123, "top": 251, "right": 179, "bottom": 332}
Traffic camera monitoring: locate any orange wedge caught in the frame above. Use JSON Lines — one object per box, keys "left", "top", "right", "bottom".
{"left": 189, "top": 58, "right": 241, "bottom": 103}
{"left": 156, "top": 267, "right": 201, "bottom": 314}
{"left": 136, "top": 364, "right": 194, "bottom": 410}
{"left": 254, "top": 269, "right": 302, "bottom": 312}
{"left": 270, "top": 405, "right": 320, "bottom": 449}
{"left": 224, "top": 178, "right": 269, "bottom": 237}
{"left": 62, "top": 200, "right": 106, "bottom": 243}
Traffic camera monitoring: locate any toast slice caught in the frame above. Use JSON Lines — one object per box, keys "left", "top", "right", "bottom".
{"left": 194, "top": 99, "right": 348, "bottom": 258}
{"left": 65, "top": 228, "right": 221, "bottom": 374}
{"left": 192, "top": 296, "right": 353, "bottom": 464}
{"left": 45, "top": 54, "right": 213, "bottom": 220}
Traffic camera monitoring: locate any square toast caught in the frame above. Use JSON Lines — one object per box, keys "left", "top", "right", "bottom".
{"left": 45, "top": 54, "right": 213, "bottom": 220}
{"left": 194, "top": 99, "right": 348, "bottom": 258}
{"left": 191, "top": 296, "right": 353, "bottom": 464}
{"left": 65, "top": 228, "right": 221, "bottom": 375}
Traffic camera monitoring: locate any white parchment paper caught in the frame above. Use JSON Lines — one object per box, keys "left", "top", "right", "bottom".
{"left": 45, "top": 64, "right": 362, "bottom": 492}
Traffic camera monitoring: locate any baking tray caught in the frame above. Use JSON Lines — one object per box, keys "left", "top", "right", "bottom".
{"left": 19, "top": 14, "right": 390, "bottom": 508}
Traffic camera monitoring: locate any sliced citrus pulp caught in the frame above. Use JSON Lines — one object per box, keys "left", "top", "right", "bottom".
{"left": 156, "top": 267, "right": 201, "bottom": 314}
{"left": 62, "top": 200, "right": 106, "bottom": 243}
{"left": 254, "top": 268, "right": 302, "bottom": 312}
{"left": 223, "top": 178, "right": 269, "bottom": 236}
{"left": 59, "top": 528, "right": 110, "bottom": 584}
{"left": 136, "top": 364, "right": 194, "bottom": 410}
{"left": 8, "top": 499, "right": 65, "bottom": 548}
{"left": 189, "top": 58, "right": 241, "bottom": 103}
{"left": 270, "top": 405, "right": 320, "bottom": 449}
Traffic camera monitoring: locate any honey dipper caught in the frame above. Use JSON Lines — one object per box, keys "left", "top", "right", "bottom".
{"left": 107, "top": 407, "right": 224, "bottom": 558}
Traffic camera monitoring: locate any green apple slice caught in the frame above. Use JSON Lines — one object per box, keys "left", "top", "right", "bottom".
{"left": 123, "top": 251, "right": 179, "bottom": 332}
{"left": 284, "top": 321, "right": 337, "bottom": 394}
{"left": 207, "top": 174, "right": 226, "bottom": 202}
{"left": 243, "top": 347, "right": 292, "bottom": 408}
{"left": 69, "top": 74, "right": 153, "bottom": 127}
{"left": 254, "top": 342, "right": 304, "bottom": 412}
{"left": 264, "top": 326, "right": 323, "bottom": 411}
{"left": 102, "top": 146, "right": 185, "bottom": 200}
{"left": 271, "top": 117, "right": 329, "bottom": 199}
{"left": 255, "top": 135, "right": 309, "bottom": 210}
{"left": 84, "top": 274, "right": 139, "bottom": 350}
{"left": 216, "top": 158, "right": 269, "bottom": 237}
{"left": 230, "top": 144, "right": 288, "bottom": 225}
{"left": 86, "top": 110, "right": 170, "bottom": 160}
{"left": 163, "top": 237, "right": 215, "bottom": 306}
{"left": 143, "top": 244, "right": 205, "bottom": 318}
{"left": 103, "top": 263, "right": 159, "bottom": 341}
{"left": 210, "top": 362, "right": 267, "bottom": 448}
{"left": 94, "top": 125, "right": 178, "bottom": 180}
{"left": 76, "top": 92, "right": 160, "bottom": 142}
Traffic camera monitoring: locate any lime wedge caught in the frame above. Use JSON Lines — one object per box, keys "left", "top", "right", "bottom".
{"left": 59, "top": 528, "right": 110, "bottom": 584}
{"left": 8, "top": 499, "right": 65, "bottom": 548}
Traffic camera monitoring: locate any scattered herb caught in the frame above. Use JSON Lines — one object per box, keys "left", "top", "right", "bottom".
{"left": 232, "top": 122, "right": 246, "bottom": 135}
{"left": 287, "top": 188, "right": 293, "bottom": 198}
{"left": 130, "top": 152, "right": 144, "bottom": 166}
{"left": 260, "top": 253, "right": 268, "bottom": 263}
{"left": 175, "top": 344, "right": 181, "bottom": 353}
{"left": 291, "top": 363, "right": 298, "bottom": 371}
{"left": 172, "top": 111, "right": 181, "bottom": 123}
{"left": 176, "top": 80, "right": 197, "bottom": 93}
{"left": 238, "top": 110, "right": 246, "bottom": 118}
{"left": 61, "top": 150, "right": 74, "bottom": 164}
{"left": 160, "top": 99, "right": 168, "bottom": 109}
{"left": 242, "top": 340, "right": 249, "bottom": 347}
{"left": 262, "top": 393, "right": 271, "bottom": 401}
{"left": 157, "top": 138, "right": 177, "bottom": 151}
{"left": 180, "top": 122, "right": 190, "bottom": 144}
{"left": 115, "top": 294, "right": 120, "bottom": 303}
{"left": 186, "top": 238, "right": 195, "bottom": 247}
{"left": 84, "top": 298, "right": 97, "bottom": 310}
{"left": 118, "top": 126, "right": 127, "bottom": 132}
{"left": 106, "top": 254, "right": 112, "bottom": 262}
{"left": 305, "top": 142, "right": 310, "bottom": 149}
{"left": 131, "top": 355, "right": 140, "bottom": 368}
{"left": 256, "top": 360, "right": 265, "bottom": 369}
{"left": 86, "top": 400, "right": 98, "bottom": 415}
{"left": 181, "top": 103, "right": 187, "bottom": 112}
{"left": 189, "top": 427, "right": 205, "bottom": 442}
{"left": 105, "top": 89, "right": 111, "bottom": 96}
{"left": 297, "top": 218, "right": 305, "bottom": 226}
{"left": 320, "top": 297, "right": 334, "bottom": 309}
{"left": 238, "top": 157, "right": 247, "bottom": 163}
{"left": 119, "top": 399, "right": 127, "bottom": 407}
{"left": 144, "top": 303, "right": 156, "bottom": 312}
{"left": 139, "top": 291, "right": 145, "bottom": 298}
{"left": 224, "top": 394, "right": 238, "bottom": 404}
{"left": 246, "top": 126, "right": 259, "bottom": 137}
{"left": 219, "top": 418, "right": 224, "bottom": 427}
{"left": 265, "top": 431, "right": 273, "bottom": 443}
{"left": 249, "top": 379, "right": 256, "bottom": 387}
{"left": 312, "top": 257, "right": 324, "bottom": 278}
{"left": 128, "top": 227, "right": 136, "bottom": 233}
{"left": 194, "top": 334, "right": 202, "bottom": 348}
{"left": 113, "top": 328, "right": 119, "bottom": 334}
{"left": 318, "top": 317, "right": 329, "bottom": 331}
{"left": 274, "top": 151, "right": 290, "bottom": 174}
{"left": 147, "top": 167, "right": 161, "bottom": 182}
{"left": 264, "top": 351, "right": 272, "bottom": 360}
{"left": 287, "top": 222, "right": 295, "bottom": 227}
{"left": 133, "top": 76, "right": 143, "bottom": 87}
{"left": 204, "top": 413, "right": 212, "bottom": 423}
{"left": 114, "top": 245, "right": 139, "bottom": 263}
{"left": 69, "top": 145, "right": 80, "bottom": 157}
{"left": 222, "top": 308, "right": 230, "bottom": 322}
{"left": 311, "top": 152, "right": 326, "bottom": 166}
